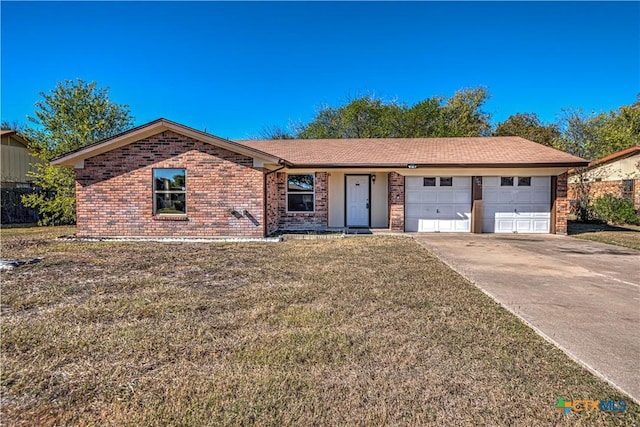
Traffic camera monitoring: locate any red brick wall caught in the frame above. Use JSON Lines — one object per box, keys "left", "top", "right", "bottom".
{"left": 269, "top": 171, "right": 328, "bottom": 232}
{"left": 76, "top": 131, "right": 265, "bottom": 238}
{"left": 265, "top": 172, "right": 279, "bottom": 235}
{"left": 554, "top": 172, "right": 568, "bottom": 234}
{"left": 389, "top": 172, "right": 405, "bottom": 231}
{"left": 568, "top": 179, "right": 640, "bottom": 210}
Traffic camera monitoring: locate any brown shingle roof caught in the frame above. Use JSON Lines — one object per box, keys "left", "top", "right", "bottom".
{"left": 236, "top": 136, "right": 587, "bottom": 168}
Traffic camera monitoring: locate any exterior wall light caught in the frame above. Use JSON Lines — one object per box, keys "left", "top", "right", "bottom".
{"left": 371, "top": 174, "right": 376, "bottom": 183}
{"left": 407, "top": 164, "right": 417, "bottom": 169}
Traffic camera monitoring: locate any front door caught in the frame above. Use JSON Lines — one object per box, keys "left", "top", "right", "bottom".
{"left": 346, "top": 175, "right": 370, "bottom": 227}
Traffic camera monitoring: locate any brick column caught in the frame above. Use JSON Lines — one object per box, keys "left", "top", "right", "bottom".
{"left": 554, "top": 173, "right": 569, "bottom": 235}
{"left": 265, "top": 172, "right": 279, "bottom": 235}
{"left": 389, "top": 172, "right": 405, "bottom": 231}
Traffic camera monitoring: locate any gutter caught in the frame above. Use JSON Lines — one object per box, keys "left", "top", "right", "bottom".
{"left": 285, "top": 162, "right": 590, "bottom": 169}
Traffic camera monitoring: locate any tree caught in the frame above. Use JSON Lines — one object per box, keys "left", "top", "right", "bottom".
{"left": 439, "top": 87, "right": 492, "bottom": 137}
{"left": 589, "top": 94, "right": 640, "bottom": 158}
{"left": 22, "top": 79, "right": 134, "bottom": 225}
{"left": 296, "top": 95, "right": 405, "bottom": 139}
{"left": 494, "top": 112, "right": 561, "bottom": 147}
{"left": 1, "top": 120, "right": 25, "bottom": 132}
{"left": 258, "top": 124, "right": 295, "bottom": 140}
{"left": 400, "top": 97, "right": 443, "bottom": 137}
{"left": 555, "top": 96, "right": 640, "bottom": 161}
{"left": 292, "top": 87, "right": 492, "bottom": 139}
{"left": 554, "top": 96, "right": 639, "bottom": 222}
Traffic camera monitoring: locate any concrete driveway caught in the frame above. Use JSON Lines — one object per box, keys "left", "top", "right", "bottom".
{"left": 413, "top": 233, "right": 640, "bottom": 402}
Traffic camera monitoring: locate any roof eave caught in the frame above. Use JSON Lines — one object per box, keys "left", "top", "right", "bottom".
{"left": 1, "top": 130, "right": 31, "bottom": 147}
{"left": 285, "top": 161, "right": 590, "bottom": 169}
{"left": 51, "top": 118, "right": 282, "bottom": 167}
{"left": 587, "top": 146, "right": 640, "bottom": 168}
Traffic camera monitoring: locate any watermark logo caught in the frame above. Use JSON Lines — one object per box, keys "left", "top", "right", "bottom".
{"left": 555, "top": 398, "right": 627, "bottom": 414}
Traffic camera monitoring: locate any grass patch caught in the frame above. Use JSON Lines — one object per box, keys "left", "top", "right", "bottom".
{"left": 1, "top": 226, "right": 638, "bottom": 425}
{"left": 568, "top": 221, "right": 640, "bottom": 250}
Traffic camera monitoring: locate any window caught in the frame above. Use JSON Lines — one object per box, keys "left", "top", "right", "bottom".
{"left": 501, "top": 177, "right": 514, "bottom": 186}
{"left": 517, "top": 177, "right": 531, "bottom": 186}
{"left": 439, "top": 177, "right": 453, "bottom": 187}
{"left": 622, "top": 179, "right": 634, "bottom": 202}
{"left": 154, "top": 169, "right": 186, "bottom": 215}
{"left": 287, "top": 174, "right": 314, "bottom": 212}
{"left": 423, "top": 177, "right": 436, "bottom": 187}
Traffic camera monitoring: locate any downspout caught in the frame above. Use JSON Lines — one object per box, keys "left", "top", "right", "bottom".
{"left": 263, "top": 161, "right": 287, "bottom": 237}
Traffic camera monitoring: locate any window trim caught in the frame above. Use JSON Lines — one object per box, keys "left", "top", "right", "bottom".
{"left": 153, "top": 168, "right": 187, "bottom": 216}
{"left": 501, "top": 177, "right": 514, "bottom": 187}
{"left": 622, "top": 179, "right": 634, "bottom": 201}
{"left": 423, "top": 177, "right": 436, "bottom": 187}
{"left": 439, "top": 177, "right": 453, "bottom": 187}
{"left": 517, "top": 177, "right": 531, "bottom": 187}
{"left": 286, "top": 173, "right": 315, "bottom": 213}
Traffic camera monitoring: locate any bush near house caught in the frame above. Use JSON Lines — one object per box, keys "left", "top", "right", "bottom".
{"left": 590, "top": 194, "right": 640, "bottom": 225}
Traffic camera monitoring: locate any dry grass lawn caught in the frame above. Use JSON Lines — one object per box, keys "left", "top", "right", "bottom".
{"left": 1, "top": 226, "right": 638, "bottom": 426}
{"left": 568, "top": 221, "right": 640, "bottom": 250}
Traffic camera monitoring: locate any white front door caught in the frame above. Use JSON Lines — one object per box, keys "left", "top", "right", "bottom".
{"left": 483, "top": 176, "right": 551, "bottom": 233}
{"left": 346, "top": 175, "right": 370, "bottom": 227}
{"left": 405, "top": 176, "right": 472, "bottom": 232}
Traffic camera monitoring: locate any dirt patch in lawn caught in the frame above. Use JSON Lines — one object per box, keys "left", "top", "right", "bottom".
{"left": 568, "top": 221, "right": 640, "bottom": 250}
{"left": 1, "top": 226, "right": 637, "bottom": 426}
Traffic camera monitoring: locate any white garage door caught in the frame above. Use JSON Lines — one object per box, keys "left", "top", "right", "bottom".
{"left": 405, "top": 176, "right": 471, "bottom": 232}
{"left": 483, "top": 176, "right": 551, "bottom": 233}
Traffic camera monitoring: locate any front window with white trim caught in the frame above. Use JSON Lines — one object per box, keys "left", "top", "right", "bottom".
{"left": 287, "top": 174, "right": 314, "bottom": 212}
{"left": 154, "top": 168, "right": 186, "bottom": 215}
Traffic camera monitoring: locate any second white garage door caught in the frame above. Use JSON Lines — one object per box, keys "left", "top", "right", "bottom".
{"left": 483, "top": 176, "right": 551, "bottom": 233}
{"left": 405, "top": 176, "right": 471, "bottom": 232}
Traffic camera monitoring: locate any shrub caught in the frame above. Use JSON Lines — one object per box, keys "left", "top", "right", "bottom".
{"left": 590, "top": 194, "right": 640, "bottom": 225}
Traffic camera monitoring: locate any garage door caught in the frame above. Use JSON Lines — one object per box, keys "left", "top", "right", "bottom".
{"left": 483, "top": 176, "right": 550, "bottom": 233}
{"left": 405, "top": 176, "right": 471, "bottom": 232}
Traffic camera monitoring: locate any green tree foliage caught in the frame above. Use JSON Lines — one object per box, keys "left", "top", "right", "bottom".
{"left": 297, "top": 96, "right": 405, "bottom": 139}
{"left": 554, "top": 95, "right": 640, "bottom": 160}
{"left": 294, "top": 87, "right": 492, "bottom": 139}
{"left": 439, "top": 87, "right": 492, "bottom": 137}
{"left": 493, "top": 112, "right": 561, "bottom": 147}
{"left": 22, "top": 79, "right": 134, "bottom": 225}
{"left": 589, "top": 95, "right": 640, "bottom": 158}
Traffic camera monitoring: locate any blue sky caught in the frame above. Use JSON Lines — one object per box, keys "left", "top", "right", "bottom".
{"left": 2, "top": 1, "right": 638, "bottom": 139}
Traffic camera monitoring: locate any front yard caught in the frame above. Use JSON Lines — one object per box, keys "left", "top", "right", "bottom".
{"left": 568, "top": 221, "right": 640, "bottom": 250}
{"left": 1, "top": 227, "right": 637, "bottom": 425}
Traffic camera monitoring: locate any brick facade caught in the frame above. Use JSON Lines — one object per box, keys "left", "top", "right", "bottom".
{"left": 389, "top": 172, "right": 405, "bottom": 231}
{"left": 76, "top": 131, "right": 265, "bottom": 238}
{"left": 265, "top": 171, "right": 279, "bottom": 235}
{"left": 74, "top": 130, "right": 576, "bottom": 237}
{"left": 266, "top": 172, "right": 328, "bottom": 234}
{"left": 568, "top": 179, "right": 640, "bottom": 210}
{"left": 554, "top": 173, "right": 569, "bottom": 234}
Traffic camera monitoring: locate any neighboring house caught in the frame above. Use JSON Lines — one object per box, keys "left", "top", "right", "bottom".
{"left": 568, "top": 146, "right": 640, "bottom": 210}
{"left": 1, "top": 130, "right": 39, "bottom": 188}
{"left": 51, "top": 118, "right": 588, "bottom": 238}
{"left": 1, "top": 130, "right": 41, "bottom": 224}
